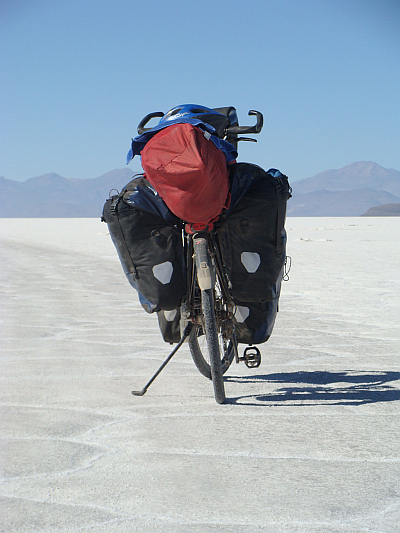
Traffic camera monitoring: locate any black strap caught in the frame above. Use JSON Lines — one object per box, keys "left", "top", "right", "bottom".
{"left": 109, "top": 194, "right": 139, "bottom": 279}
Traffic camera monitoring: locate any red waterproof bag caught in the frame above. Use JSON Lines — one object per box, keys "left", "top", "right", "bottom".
{"left": 141, "top": 123, "right": 231, "bottom": 226}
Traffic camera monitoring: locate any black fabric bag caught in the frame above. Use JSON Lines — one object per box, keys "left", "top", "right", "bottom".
{"left": 231, "top": 280, "right": 282, "bottom": 345}
{"left": 156, "top": 308, "right": 181, "bottom": 344}
{"left": 216, "top": 163, "right": 291, "bottom": 344}
{"left": 102, "top": 176, "right": 186, "bottom": 314}
{"left": 217, "top": 163, "right": 291, "bottom": 303}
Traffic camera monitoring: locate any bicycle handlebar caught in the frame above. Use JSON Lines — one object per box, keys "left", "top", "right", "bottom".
{"left": 136, "top": 108, "right": 264, "bottom": 141}
{"left": 137, "top": 112, "right": 164, "bottom": 135}
{"left": 226, "top": 110, "right": 263, "bottom": 135}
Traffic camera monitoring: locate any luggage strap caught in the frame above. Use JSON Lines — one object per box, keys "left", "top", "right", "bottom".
{"left": 110, "top": 192, "right": 138, "bottom": 279}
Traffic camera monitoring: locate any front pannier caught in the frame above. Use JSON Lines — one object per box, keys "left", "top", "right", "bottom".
{"left": 216, "top": 163, "right": 291, "bottom": 344}
{"left": 102, "top": 176, "right": 186, "bottom": 314}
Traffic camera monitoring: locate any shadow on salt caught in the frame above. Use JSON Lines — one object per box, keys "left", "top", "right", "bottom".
{"left": 225, "top": 370, "right": 400, "bottom": 406}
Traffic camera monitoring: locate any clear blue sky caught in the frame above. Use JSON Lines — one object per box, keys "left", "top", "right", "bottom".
{"left": 1, "top": 0, "right": 399, "bottom": 182}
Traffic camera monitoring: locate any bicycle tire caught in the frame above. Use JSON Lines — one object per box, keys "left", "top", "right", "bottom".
{"left": 201, "top": 288, "right": 226, "bottom": 404}
{"left": 188, "top": 237, "right": 236, "bottom": 380}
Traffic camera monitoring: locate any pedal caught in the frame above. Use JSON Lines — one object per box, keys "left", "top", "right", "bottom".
{"left": 239, "top": 346, "right": 261, "bottom": 368}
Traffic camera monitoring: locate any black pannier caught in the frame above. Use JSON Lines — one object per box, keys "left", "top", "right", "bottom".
{"left": 156, "top": 308, "right": 182, "bottom": 344}
{"left": 102, "top": 176, "right": 186, "bottom": 314}
{"left": 231, "top": 281, "right": 282, "bottom": 345}
{"left": 216, "top": 162, "right": 291, "bottom": 344}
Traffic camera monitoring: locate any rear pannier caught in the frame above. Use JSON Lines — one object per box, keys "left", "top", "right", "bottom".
{"left": 231, "top": 278, "right": 282, "bottom": 345}
{"left": 156, "top": 308, "right": 182, "bottom": 344}
{"left": 102, "top": 176, "right": 186, "bottom": 313}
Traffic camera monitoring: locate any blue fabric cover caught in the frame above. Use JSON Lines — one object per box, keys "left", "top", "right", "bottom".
{"left": 227, "top": 165, "right": 285, "bottom": 215}
{"left": 127, "top": 118, "right": 237, "bottom": 165}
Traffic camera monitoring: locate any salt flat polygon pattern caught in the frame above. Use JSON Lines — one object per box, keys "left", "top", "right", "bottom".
{"left": 1, "top": 217, "right": 399, "bottom": 532}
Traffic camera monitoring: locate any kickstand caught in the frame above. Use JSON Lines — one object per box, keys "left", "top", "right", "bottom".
{"left": 131, "top": 324, "right": 192, "bottom": 397}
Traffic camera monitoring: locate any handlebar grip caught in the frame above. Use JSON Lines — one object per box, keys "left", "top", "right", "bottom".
{"left": 226, "top": 110, "right": 263, "bottom": 135}
{"left": 249, "top": 110, "right": 263, "bottom": 132}
{"left": 137, "top": 111, "right": 164, "bottom": 135}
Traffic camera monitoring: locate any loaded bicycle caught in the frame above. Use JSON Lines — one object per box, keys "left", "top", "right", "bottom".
{"left": 103, "top": 105, "right": 291, "bottom": 404}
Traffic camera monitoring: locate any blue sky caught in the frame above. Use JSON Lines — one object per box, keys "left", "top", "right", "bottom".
{"left": 1, "top": 0, "right": 399, "bottom": 182}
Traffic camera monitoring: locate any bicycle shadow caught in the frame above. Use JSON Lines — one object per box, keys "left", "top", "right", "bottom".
{"left": 225, "top": 370, "right": 400, "bottom": 406}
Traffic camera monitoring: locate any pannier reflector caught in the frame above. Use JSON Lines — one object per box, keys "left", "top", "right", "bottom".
{"left": 153, "top": 261, "right": 173, "bottom": 284}
{"left": 164, "top": 309, "right": 177, "bottom": 321}
{"left": 241, "top": 252, "right": 261, "bottom": 273}
{"left": 235, "top": 306, "right": 250, "bottom": 323}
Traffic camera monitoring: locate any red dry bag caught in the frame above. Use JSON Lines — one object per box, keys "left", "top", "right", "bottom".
{"left": 140, "top": 123, "right": 230, "bottom": 226}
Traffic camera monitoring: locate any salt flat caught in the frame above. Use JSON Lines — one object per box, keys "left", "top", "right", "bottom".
{"left": 1, "top": 217, "right": 399, "bottom": 533}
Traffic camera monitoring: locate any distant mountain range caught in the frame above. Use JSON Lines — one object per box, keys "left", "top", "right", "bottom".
{"left": 287, "top": 161, "right": 400, "bottom": 216}
{"left": 0, "top": 168, "right": 137, "bottom": 218}
{"left": 0, "top": 161, "right": 399, "bottom": 217}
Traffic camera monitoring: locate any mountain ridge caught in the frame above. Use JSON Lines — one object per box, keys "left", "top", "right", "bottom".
{"left": 0, "top": 168, "right": 138, "bottom": 217}
{"left": 1, "top": 162, "right": 399, "bottom": 217}
{"left": 293, "top": 161, "right": 400, "bottom": 196}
